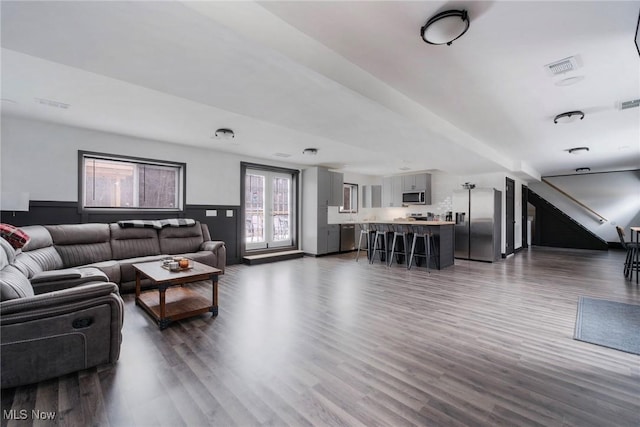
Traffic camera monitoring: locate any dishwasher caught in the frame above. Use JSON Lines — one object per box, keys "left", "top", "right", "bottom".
{"left": 339, "top": 224, "right": 357, "bottom": 252}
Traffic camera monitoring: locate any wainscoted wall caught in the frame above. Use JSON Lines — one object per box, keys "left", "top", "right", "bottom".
{"left": 1, "top": 202, "right": 241, "bottom": 265}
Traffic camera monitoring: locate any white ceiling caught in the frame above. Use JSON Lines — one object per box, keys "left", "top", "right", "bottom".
{"left": 1, "top": 1, "right": 639, "bottom": 179}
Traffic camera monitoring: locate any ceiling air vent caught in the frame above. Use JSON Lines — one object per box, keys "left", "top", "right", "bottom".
{"left": 544, "top": 56, "right": 580, "bottom": 76}
{"left": 620, "top": 98, "right": 640, "bottom": 110}
{"left": 34, "top": 97, "right": 70, "bottom": 109}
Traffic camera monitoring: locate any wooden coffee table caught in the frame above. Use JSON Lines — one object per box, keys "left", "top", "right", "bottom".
{"left": 133, "top": 260, "right": 221, "bottom": 330}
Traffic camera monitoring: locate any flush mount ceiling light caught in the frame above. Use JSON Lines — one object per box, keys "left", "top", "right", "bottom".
{"left": 575, "top": 167, "right": 591, "bottom": 173}
{"left": 213, "top": 128, "right": 234, "bottom": 140}
{"left": 420, "top": 10, "right": 469, "bottom": 46}
{"left": 554, "top": 110, "right": 584, "bottom": 124}
{"left": 302, "top": 148, "right": 318, "bottom": 155}
{"left": 567, "top": 147, "right": 589, "bottom": 154}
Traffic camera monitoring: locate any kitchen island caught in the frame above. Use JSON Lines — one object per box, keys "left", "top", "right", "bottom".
{"left": 361, "top": 221, "right": 455, "bottom": 269}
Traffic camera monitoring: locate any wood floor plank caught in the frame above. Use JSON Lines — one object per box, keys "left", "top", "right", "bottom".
{"left": 32, "top": 379, "right": 57, "bottom": 427}
{"left": 56, "top": 375, "right": 83, "bottom": 427}
{"left": 2, "top": 247, "right": 639, "bottom": 426}
{"left": 77, "top": 370, "right": 110, "bottom": 427}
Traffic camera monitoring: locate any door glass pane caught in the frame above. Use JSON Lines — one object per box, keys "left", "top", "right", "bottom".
{"left": 272, "top": 176, "right": 290, "bottom": 242}
{"left": 244, "top": 168, "right": 294, "bottom": 250}
{"left": 245, "top": 174, "right": 265, "bottom": 244}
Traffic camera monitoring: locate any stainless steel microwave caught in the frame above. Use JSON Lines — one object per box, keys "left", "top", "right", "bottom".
{"left": 402, "top": 191, "right": 426, "bottom": 205}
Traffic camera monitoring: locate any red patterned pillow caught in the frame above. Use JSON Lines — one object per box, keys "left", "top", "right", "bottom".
{"left": 0, "top": 223, "right": 30, "bottom": 249}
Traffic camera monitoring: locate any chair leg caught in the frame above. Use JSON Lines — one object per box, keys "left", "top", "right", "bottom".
{"left": 356, "top": 231, "right": 364, "bottom": 262}
{"left": 370, "top": 233, "right": 378, "bottom": 264}
{"left": 424, "top": 234, "right": 431, "bottom": 273}
{"left": 389, "top": 233, "right": 398, "bottom": 267}
{"left": 372, "top": 232, "right": 386, "bottom": 265}
{"left": 381, "top": 232, "right": 388, "bottom": 264}
{"left": 403, "top": 233, "right": 410, "bottom": 268}
{"left": 629, "top": 247, "right": 639, "bottom": 281}
{"left": 408, "top": 235, "right": 417, "bottom": 270}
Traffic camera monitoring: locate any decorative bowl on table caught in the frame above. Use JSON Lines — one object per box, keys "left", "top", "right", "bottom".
{"left": 162, "top": 257, "right": 192, "bottom": 271}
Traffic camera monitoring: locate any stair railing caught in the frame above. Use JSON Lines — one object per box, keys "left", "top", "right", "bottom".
{"left": 541, "top": 178, "right": 608, "bottom": 223}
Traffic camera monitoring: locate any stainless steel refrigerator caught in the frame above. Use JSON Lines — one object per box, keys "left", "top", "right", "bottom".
{"left": 453, "top": 188, "right": 502, "bottom": 262}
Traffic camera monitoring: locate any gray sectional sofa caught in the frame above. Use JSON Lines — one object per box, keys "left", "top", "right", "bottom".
{"left": 14, "top": 220, "right": 226, "bottom": 293}
{"left": 0, "top": 220, "right": 226, "bottom": 388}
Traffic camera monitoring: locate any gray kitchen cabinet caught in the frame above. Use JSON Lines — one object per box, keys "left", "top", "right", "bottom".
{"left": 302, "top": 166, "right": 344, "bottom": 255}
{"left": 316, "top": 225, "right": 328, "bottom": 254}
{"left": 382, "top": 176, "right": 403, "bottom": 207}
{"left": 327, "top": 224, "right": 340, "bottom": 253}
{"left": 362, "top": 184, "right": 382, "bottom": 208}
{"left": 316, "top": 167, "right": 344, "bottom": 207}
{"left": 314, "top": 223, "right": 340, "bottom": 255}
{"left": 402, "top": 173, "right": 431, "bottom": 191}
{"left": 329, "top": 171, "right": 344, "bottom": 207}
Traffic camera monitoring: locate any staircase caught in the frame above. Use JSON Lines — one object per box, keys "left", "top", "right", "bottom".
{"left": 528, "top": 188, "right": 608, "bottom": 250}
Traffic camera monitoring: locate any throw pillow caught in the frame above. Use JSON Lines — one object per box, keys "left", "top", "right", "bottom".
{"left": 0, "top": 223, "right": 30, "bottom": 249}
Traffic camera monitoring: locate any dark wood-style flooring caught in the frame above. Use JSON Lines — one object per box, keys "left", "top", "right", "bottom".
{"left": 2, "top": 247, "right": 640, "bottom": 427}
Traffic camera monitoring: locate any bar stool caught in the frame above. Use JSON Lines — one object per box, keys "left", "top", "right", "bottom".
{"left": 616, "top": 226, "right": 639, "bottom": 279}
{"left": 355, "top": 223, "right": 370, "bottom": 262}
{"left": 408, "top": 225, "right": 439, "bottom": 272}
{"left": 388, "top": 223, "right": 410, "bottom": 267}
{"left": 370, "top": 223, "right": 390, "bottom": 265}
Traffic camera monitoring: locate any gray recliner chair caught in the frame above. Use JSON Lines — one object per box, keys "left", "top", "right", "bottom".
{"left": 0, "top": 237, "right": 124, "bottom": 389}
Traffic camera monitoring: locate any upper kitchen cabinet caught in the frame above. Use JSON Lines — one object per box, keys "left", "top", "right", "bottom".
{"left": 362, "top": 184, "right": 382, "bottom": 208}
{"left": 329, "top": 170, "right": 344, "bottom": 207}
{"left": 382, "top": 176, "right": 403, "bottom": 207}
{"left": 402, "top": 173, "right": 431, "bottom": 192}
{"left": 311, "top": 167, "right": 343, "bottom": 207}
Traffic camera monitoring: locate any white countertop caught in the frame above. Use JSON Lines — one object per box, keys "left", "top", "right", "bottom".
{"left": 362, "top": 220, "right": 455, "bottom": 225}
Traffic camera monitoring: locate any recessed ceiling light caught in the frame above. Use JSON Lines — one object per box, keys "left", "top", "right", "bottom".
{"left": 302, "top": 148, "right": 318, "bottom": 155}
{"left": 567, "top": 147, "right": 589, "bottom": 154}
{"left": 555, "top": 76, "right": 585, "bottom": 86}
{"left": 273, "top": 153, "right": 291, "bottom": 158}
{"left": 575, "top": 167, "right": 591, "bottom": 173}
{"left": 399, "top": 166, "right": 411, "bottom": 171}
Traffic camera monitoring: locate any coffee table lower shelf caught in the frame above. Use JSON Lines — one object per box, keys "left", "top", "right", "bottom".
{"left": 136, "top": 287, "right": 216, "bottom": 329}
